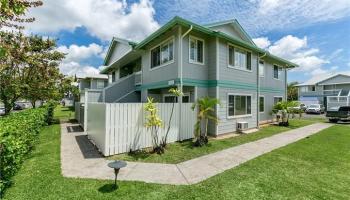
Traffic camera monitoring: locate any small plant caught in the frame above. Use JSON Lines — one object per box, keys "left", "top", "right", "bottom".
{"left": 144, "top": 97, "right": 164, "bottom": 154}
{"left": 272, "top": 101, "right": 299, "bottom": 126}
{"left": 161, "top": 88, "right": 183, "bottom": 147}
{"left": 191, "top": 97, "right": 220, "bottom": 147}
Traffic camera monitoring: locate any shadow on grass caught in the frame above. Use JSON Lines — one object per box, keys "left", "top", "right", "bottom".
{"left": 98, "top": 184, "right": 118, "bottom": 193}
{"left": 127, "top": 150, "right": 151, "bottom": 160}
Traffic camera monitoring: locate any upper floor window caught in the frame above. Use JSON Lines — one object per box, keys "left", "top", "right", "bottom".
{"left": 311, "top": 86, "right": 316, "bottom": 91}
{"left": 228, "top": 45, "right": 252, "bottom": 71}
{"left": 151, "top": 38, "right": 174, "bottom": 69}
{"left": 273, "top": 65, "right": 282, "bottom": 79}
{"left": 96, "top": 80, "right": 105, "bottom": 89}
{"left": 259, "top": 60, "right": 264, "bottom": 77}
{"left": 189, "top": 36, "right": 204, "bottom": 64}
{"left": 228, "top": 94, "right": 252, "bottom": 117}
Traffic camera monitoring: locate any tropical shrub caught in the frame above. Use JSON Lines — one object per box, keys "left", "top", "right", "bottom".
{"left": 272, "top": 101, "right": 299, "bottom": 126}
{"left": 0, "top": 103, "right": 54, "bottom": 194}
{"left": 144, "top": 97, "right": 164, "bottom": 154}
{"left": 191, "top": 97, "right": 220, "bottom": 147}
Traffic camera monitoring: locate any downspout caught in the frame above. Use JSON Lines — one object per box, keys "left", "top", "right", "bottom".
{"left": 257, "top": 52, "right": 267, "bottom": 128}
{"left": 178, "top": 25, "right": 192, "bottom": 139}
{"left": 180, "top": 25, "right": 193, "bottom": 92}
{"left": 285, "top": 65, "right": 288, "bottom": 101}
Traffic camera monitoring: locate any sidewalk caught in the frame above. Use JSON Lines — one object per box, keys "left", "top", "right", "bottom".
{"left": 61, "top": 122, "right": 332, "bottom": 185}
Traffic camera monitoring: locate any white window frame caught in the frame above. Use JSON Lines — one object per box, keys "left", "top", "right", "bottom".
{"left": 259, "top": 95, "right": 265, "bottom": 113}
{"left": 163, "top": 93, "right": 190, "bottom": 103}
{"left": 227, "top": 93, "right": 253, "bottom": 119}
{"left": 150, "top": 36, "right": 175, "bottom": 71}
{"left": 273, "top": 64, "right": 282, "bottom": 80}
{"left": 227, "top": 43, "right": 252, "bottom": 72}
{"left": 259, "top": 60, "right": 265, "bottom": 77}
{"left": 273, "top": 96, "right": 283, "bottom": 105}
{"left": 96, "top": 80, "right": 105, "bottom": 89}
{"left": 189, "top": 35, "right": 205, "bottom": 65}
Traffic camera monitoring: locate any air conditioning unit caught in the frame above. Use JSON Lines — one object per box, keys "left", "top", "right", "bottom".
{"left": 237, "top": 122, "right": 248, "bottom": 133}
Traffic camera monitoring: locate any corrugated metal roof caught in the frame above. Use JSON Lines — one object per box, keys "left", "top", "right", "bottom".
{"left": 296, "top": 73, "right": 350, "bottom": 86}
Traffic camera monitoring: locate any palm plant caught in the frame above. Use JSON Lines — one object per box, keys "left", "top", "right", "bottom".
{"left": 161, "top": 88, "right": 183, "bottom": 147}
{"left": 272, "top": 101, "right": 299, "bottom": 126}
{"left": 191, "top": 97, "right": 220, "bottom": 147}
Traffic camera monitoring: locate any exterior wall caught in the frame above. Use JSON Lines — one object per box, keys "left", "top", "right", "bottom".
{"left": 217, "top": 88, "right": 258, "bottom": 135}
{"left": 106, "top": 43, "right": 132, "bottom": 66}
{"left": 141, "top": 26, "right": 180, "bottom": 85}
{"left": 259, "top": 92, "right": 284, "bottom": 121}
{"left": 318, "top": 75, "right": 350, "bottom": 85}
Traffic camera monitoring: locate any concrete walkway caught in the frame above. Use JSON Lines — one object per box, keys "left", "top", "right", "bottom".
{"left": 61, "top": 123, "right": 332, "bottom": 185}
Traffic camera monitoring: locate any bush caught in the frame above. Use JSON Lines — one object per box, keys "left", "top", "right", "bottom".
{"left": 0, "top": 103, "right": 54, "bottom": 194}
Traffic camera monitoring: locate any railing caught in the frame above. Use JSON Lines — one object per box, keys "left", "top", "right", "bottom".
{"left": 135, "top": 71, "right": 142, "bottom": 85}
{"left": 327, "top": 96, "right": 350, "bottom": 110}
{"left": 300, "top": 89, "right": 341, "bottom": 97}
{"left": 103, "top": 74, "right": 136, "bottom": 103}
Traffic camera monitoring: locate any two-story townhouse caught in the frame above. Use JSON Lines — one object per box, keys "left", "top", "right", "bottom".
{"left": 78, "top": 74, "right": 108, "bottom": 102}
{"left": 297, "top": 73, "right": 350, "bottom": 108}
{"left": 98, "top": 16, "right": 297, "bottom": 136}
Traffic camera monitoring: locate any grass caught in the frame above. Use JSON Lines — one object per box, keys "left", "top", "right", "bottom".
{"left": 54, "top": 105, "right": 74, "bottom": 121}
{"left": 3, "top": 107, "right": 348, "bottom": 199}
{"left": 108, "top": 119, "right": 317, "bottom": 164}
{"left": 4, "top": 112, "right": 350, "bottom": 199}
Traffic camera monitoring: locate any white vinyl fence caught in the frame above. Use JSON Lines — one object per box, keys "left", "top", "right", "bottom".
{"left": 327, "top": 96, "right": 350, "bottom": 110}
{"left": 86, "top": 103, "right": 196, "bottom": 156}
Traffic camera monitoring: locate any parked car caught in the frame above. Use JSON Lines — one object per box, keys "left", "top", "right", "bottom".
{"left": 326, "top": 106, "right": 350, "bottom": 123}
{"left": 305, "top": 104, "right": 325, "bottom": 114}
{"left": 292, "top": 103, "right": 307, "bottom": 112}
{"left": 0, "top": 107, "right": 5, "bottom": 116}
{"left": 13, "top": 103, "right": 25, "bottom": 110}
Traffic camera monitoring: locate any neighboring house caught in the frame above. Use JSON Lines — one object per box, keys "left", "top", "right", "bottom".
{"left": 78, "top": 74, "right": 108, "bottom": 103}
{"left": 92, "top": 16, "right": 297, "bottom": 136}
{"left": 296, "top": 74, "right": 350, "bottom": 108}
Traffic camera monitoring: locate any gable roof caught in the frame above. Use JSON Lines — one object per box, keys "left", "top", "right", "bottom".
{"left": 103, "top": 37, "right": 138, "bottom": 65}
{"left": 296, "top": 73, "right": 350, "bottom": 86}
{"left": 204, "top": 19, "right": 256, "bottom": 46}
{"left": 102, "top": 16, "right": 298, "bottom": 73}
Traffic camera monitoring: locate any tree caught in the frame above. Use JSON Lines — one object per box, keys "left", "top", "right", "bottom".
{"left": 22, "top": 35, "right": 65, "bottom": 107}
{"left": 0, "top": 31, "right": 29, "bottom": 114}
{"left": 144, "top": 97, "right": 164, "bottom": 154}
{"left": 287, "top": 81, "right": 299, "bottom": 101}
{"left": 0, "top": 0, "right": 42, "bottom": 29}
{"left": 58, "top": 76, "right": 80, "bottom": 102}
{"left": 191, "top": 97, "right": 220, "bottom": 147}
{"left": 160, "top": 88, "right": 183, "bottom": 147}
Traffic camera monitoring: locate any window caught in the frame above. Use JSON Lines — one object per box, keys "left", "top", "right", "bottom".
{"left": 96, "top": 80, "right": 105, "bottom": 89}
{"left": 189, "top": 37, "right": 204, "bottom": 64}
{"left": 151, "top": 38, "right": 174, "bottom": 69}
{"left": 259, "top": 96, "right": 264, "bottom": 112}
{"left": 163, "top": 94, "right": 190, "bottom": 103}
{"left": 273, "top": 65, "right": 282, "bottom": 79}
{"left": 311, "top": 86, "right": 316, "bottom": 91}
{"left": 300, "top": 86, "right": 308, "bottom": 92}
{"left": 274, "top": 97, "right": 283, "bottom": 105}
{"left": 228, "top": 94, "right": 252, "bottom": 117}
{"left": 228, "top": 45, "right": 251, "bottom": 71}
{"left": 259, "top": 60, "right": 264, "bottom": 77}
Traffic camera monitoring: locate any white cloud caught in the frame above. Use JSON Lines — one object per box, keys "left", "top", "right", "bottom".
{"left": 57, "top": 43, "right": 105, "bottom": 76}
{"left": 26, "top": 0, "right": 159, "bottom": 41}
{"left": 252, "top": 37, "right": 270, "bottom": 49}
{"left": 254, "top": 35, "right": 329, "bottom": 73}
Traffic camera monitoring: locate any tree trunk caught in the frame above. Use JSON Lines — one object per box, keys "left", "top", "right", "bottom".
{"left": 162, "top": 102, "right": 175, "bottom": 146}
{"left": 205, "top": 118, "right": 209, "bottom": 137}
{"left": 31, "top": 101, "right": 36, "bottom": 108}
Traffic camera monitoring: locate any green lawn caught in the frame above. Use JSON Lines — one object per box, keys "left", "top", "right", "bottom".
{"left": 4, "top": 119, "right": 350, "bottom": 199}
{"left": 54, "top": 105, "right": 74, "bottom": 121}
{"left": 109, "top": 119, "right": 316, "bottom": 164}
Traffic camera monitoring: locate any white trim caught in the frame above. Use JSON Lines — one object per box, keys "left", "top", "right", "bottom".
{"left": 273, "top": 96, "right": 283, "bottom": 105}
{"left": 226, "top": 43, "right": 253, "bottom": 72}
{"left": 188, "top": 35, "right": 205, "bottom": 65}
{"left": 259, "top": 95, "right": 265, "bottom": 113}
{"left": 149, "top": 36, "right": 175, "bottom": 71}
{"left": 227, "top": 93, "right": 253, "bottom": 119}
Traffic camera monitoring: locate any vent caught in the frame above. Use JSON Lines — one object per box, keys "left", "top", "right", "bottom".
{"left": 237, "top": 122, "right": 248, "bottom": 133}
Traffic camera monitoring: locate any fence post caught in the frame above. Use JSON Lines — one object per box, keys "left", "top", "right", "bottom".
{"left": 84, "top": 90, "right": 88, "bottom": 132}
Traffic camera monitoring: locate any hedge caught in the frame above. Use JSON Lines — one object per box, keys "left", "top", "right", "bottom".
{"left": 0, "top": 102, "right": 55, "bottom": 194}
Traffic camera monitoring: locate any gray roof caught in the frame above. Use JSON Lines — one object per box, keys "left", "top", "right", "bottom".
{"left": 296, "top": 73, "right": 350, "bottom": 86}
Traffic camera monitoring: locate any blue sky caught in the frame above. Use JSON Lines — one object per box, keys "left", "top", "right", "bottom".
{"left": 26, "top": 0, "right": 350, "bottom": 82}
